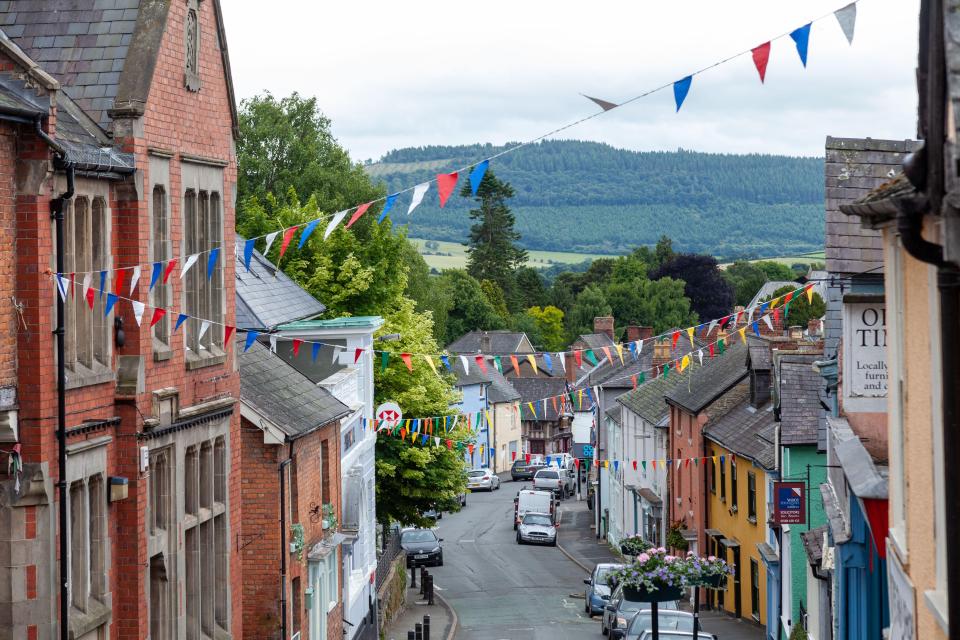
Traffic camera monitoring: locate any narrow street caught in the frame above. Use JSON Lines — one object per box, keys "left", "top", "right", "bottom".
{"left": 429, "top": 481, "right": 597, "bottom": 640}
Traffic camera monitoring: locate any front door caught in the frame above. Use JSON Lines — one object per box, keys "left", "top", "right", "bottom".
{"left": 732, "top": 547, "right": 742, "bottom": 619}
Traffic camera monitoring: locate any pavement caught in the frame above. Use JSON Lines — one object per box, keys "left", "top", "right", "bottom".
{"left": 384, "top": 579, "right": 456, "bottom": 640}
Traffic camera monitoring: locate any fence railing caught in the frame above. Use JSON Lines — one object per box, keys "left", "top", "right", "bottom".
{"left": 376, "top": 528, "right": 403, "bottom": 591}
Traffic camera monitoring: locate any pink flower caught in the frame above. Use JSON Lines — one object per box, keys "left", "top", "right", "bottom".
{"left": 665, "top": 555, "right": 676, "bottom": 563}
{"left": 708, "top": 556, "right": 716, "bottom": 562}
{"left": 638, "top": 553, "right": 650, "bottom": 563}
{"left": 657, "top": 547, "right": 667, "bottom": 554}
{"left": 687, "top": 551, "right": 695, "bottom": 556}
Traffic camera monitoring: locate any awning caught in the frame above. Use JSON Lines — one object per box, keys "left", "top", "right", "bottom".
{"left": 307, "top": 532, "right": 347, "bottom": 560}
{"left": 636, "top": 487, "right": 662, "bottom": 506}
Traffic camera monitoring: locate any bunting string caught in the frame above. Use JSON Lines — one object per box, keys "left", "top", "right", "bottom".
{"left": 53, "top": 2, "right": 860, "bottom": 282}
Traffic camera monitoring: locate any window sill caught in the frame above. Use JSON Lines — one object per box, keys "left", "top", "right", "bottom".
{"left": 70, "top": 597, "right": 111, "bottom": 639}
{"left": 185, "top": 351, "right": 227, "bottom": 371}
{"left": 924, "top": 590, "right": 949, "bottom": 635}
{"left": 65, "top": 366, "right": 115, "bottom": 391}
{"left": 747, "top": 515, "right": 757, "bottom": 525}
{"left": 153, "top": 343, "right": 173, "bottom": 362}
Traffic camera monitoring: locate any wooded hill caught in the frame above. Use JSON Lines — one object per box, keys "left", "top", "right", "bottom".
{"left": 365, "top": 140, "right": 824, "bottom": 259}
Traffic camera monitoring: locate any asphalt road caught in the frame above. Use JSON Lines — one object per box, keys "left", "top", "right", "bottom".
{"left": 429, "top": 480, "right": 598, "bottom": 640}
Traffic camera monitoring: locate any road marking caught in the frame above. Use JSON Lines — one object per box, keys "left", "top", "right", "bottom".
{"left": 459, "top": 539, "right": 475, "bottom": 543}
{"left": 433, "top": 585, "right": 444, "bottom": 591}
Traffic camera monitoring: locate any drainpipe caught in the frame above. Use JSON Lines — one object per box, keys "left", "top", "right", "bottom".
{"left": 279, "top": 442, "right": 293, "bottom": 640}
{"left": 37, "top": 114, "right": 73, "bottom": 640}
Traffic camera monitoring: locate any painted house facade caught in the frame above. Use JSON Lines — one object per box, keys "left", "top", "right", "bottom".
{"left": 0, "top": 2, "right": 242, "bottom": 638}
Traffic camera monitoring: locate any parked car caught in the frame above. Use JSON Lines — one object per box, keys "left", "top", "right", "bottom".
{"left": 514, "top": 489, "right": 555, "bottom": 530}
{"left": 634, "top": 632, "right": 717, "bottom": 640}
{"left": 611, "top": 610, "right": 710, "bottom": 640}
{"left": 532, "top": 468, "right": 568, "bottom": 497}
{"left": 601, "top": 584, "right": 679, "bottom": 636}
{"left": 511, "top": 459, "right": 538, "bottom": 480}
{"left": 400, "top": 528, "right": 444, "bottom": 568}
{"left": 583, "top": 562, "right": 625, "bottom": 616}
{"left": 466, "top": 467, "right": 501, "bottom": 491}
{"left": 516, "top": 512, "right": 557, "bottom": 545}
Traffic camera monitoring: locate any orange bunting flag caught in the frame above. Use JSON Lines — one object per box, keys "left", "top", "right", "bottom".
{"left": 631, "top": 375, "right": 638, "bottom": 389}
{"left": 511, "top": 355, "right": 521, "bottom": 375}
{"left": 527, "top": 354, "right": 538, "bottom": 376}
{"left": 652, "top": 460, "right": 657, "bottom": 470}
{"left": 574, "top": 350, "right": 583, "bottom": 368}
{"left": 468, "top": 444, "right": 474, "bottom": 455}
{"left": 400, "top": 428, "right": 407, "bottom": 440}
{"left": 602, "top": 346, "right": 614, "bottom": 365}
{"left": 400, "top": 352, "right": 413, "bottom": 372}
{"left": 552, "top": 396, "right": 558, "bottom": 413}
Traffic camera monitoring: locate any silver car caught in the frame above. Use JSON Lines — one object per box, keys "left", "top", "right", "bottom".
{"left": 532, "top": 468, "right": 567, "bottom": 497}
{"left": 516, "top": 512, "right": 557, "bottom": 545}
{"left": 602, "top": 584, "right": 679, "bottom": 635}
{"left": 466, "top": 468, "right": 500, "bottom": 491}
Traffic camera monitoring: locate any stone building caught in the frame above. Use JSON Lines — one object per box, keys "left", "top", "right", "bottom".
{"left": 0, "top": 1, "right": 241, "bottom": 638}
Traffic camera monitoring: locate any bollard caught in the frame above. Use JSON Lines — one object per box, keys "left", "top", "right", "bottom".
{"left": 410, "top": 565, "right": 417, "bottom": 589}
{"left": 419, "top": 569, "right": 428, "bottom": 595}
{"left": 415, "top": 622, "right": 423, "bottom": 640}
{"left": 420, "top": 566, "right": 427, "bottom": 589}
{"left": 425, "top": 574, "right": 434, "bottom": 605}
{"left": 651, "top": 600, "right": 659, "bottom": 640}
{"left": 423, "top": 614, "right": 431, "bottom": 640}
{"left": 693, "top": 585, "right": 701, "bottom": 638}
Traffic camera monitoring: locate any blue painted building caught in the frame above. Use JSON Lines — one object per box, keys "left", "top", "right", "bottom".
{"left": 450, "top": 357, "right": 492, "bottom": 469}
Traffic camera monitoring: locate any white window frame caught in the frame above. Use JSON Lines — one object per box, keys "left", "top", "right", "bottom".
{"left": 884, "top": 232, "right": 908, "bottom": 560}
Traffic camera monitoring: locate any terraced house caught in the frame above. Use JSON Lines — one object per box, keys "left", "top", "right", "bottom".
{"left": 0, "top": 2, "right": 243, "bottom": 638}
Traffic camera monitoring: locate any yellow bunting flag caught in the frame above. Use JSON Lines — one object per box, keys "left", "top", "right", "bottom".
{"left": 527, "top": 354, "right": 538, "bottom": 376}
{"left": 527, "top": 402, "right": 536, "bottom": 417}
{"left": 770, "top": 296, "right": 780, "bottom": 309}
{"left": 680, "top": 354, "right": 690, "bottom": 372}
{"left": 604, "top": 460, "right": 609, "bottom": 469}
{"left": 615, "top": 343, "right": 624, "bottom": 365}
{"left": 485, "top": 410, "right": 493, "bottom": 429}
{"left": 806, "top": 284, "right": 815, "bottom": 304}
{"left": 738, "top": 327, "right": 747, "bottom": 343}
{"left": 424, "top": 355, "right": 438, "bottom": 376}
{"left": 686, "top": 327, "right": 695, "bottom": 347}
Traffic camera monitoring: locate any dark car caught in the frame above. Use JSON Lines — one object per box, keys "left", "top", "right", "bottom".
{"left": 511, "top": 459, "right": 546, "bottom": 481}
{"left": 602, "top": 584, "right": 679, "bottom": 636}
{"left": 400, "top": 528, "right": 443, "bottom": 568}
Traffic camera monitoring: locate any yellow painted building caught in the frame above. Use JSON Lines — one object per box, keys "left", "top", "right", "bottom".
{"left": 702, "top": 392, "right": 776, "bottom": 627}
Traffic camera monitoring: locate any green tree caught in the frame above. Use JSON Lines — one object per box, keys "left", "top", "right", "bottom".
{"left": 237, "top": 92, "right": 378, "bottom": 209}
{"left": 526, "top": 306, "right": 567, "bottom": 351}
{"left": 754, "top": 260, "right": 797, "bottom": 282}
{"left": 723, "top": 261, "right": 769, "bottom": 307}
{"left": 605, "top": 277, "right": 696, "bottom": 333}
{"left": 462, "top": 170, "right": 527, "bottom": 302}
{"left": 436, "top": 270, "right": 505, "bottom": 345}
{"left": 566, "top": 285, "right": 612, "bottom": 339}
{"left": 374, "top": 297, "right": 468, "bottom": 528}
{"left": 480, "top": 279, "right": 510, "bottom": 321}
{"left": 513, "top": 267, "right": 549, "bottom": 310}
{"left": 765, "top": 285, "right": 826, "bottom": 328}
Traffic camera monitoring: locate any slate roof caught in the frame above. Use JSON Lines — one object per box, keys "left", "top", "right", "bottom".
{"left": 483, "top": 361, "right": 520, "bottom": 404}
{"left": 447, "top": 330, "right": 532, "bottom": 355}
{"left": 777, "top": 356, "right": 826, "bottom": 447}
{"left": 747, "top": 337, "right": 772, "bottom": 371}
{"left": 617, "top": 368, "right": 692, "bottom": 426}
{"left": 1, "top": 0, "right": 238, "bottom": 133}
{"left": 665, "top": 341, "right": 749, "bottom": 414}
{"left": 234, "top": 236, "right": 326, "bottom": 331}
{"left": 575, "top": 333, "right": 615, "bottom": 351}
{"left": 587, "top": 330, "right": 707, "bottom": 389}
{"left": 509, "top": 377, "right": 572, "bottom": 421}
{"left": 450, "top": 356, "right": 492, "bottom": 388}
{"left": 801, "top": 526, "right": 828, "bottom": 566}
{"left": 605, "top": 403, "right": 622, "bottom": 425}
{"left": 703, "top": 391, "right": 776, "bottom": 471}
{"left": 239, "top": 340, "right": 350, "bottom": 438}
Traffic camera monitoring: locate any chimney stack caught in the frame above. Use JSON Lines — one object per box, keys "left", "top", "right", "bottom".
{"left": 625, "top": 326, "right": 654, "bottom": 343}
{"left": 652, "top": 340, "right": 671, "bottom": 367}
{"left": 479, "top": 332, "right": 492, "bottom": 354}
{"left": 594, "top": 316, "right": 615, "bottom": 341}
{"left": 807, "top": 318, "right": 822, "bottom": 337}
{"left": 565, "top": 351, "right": 577, "bottom": 383}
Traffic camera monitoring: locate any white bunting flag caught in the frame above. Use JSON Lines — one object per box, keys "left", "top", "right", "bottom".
{"left": 408, "top": 183, "right": 430, "bottom": 215}
{"left": 557, "top": 353, "right": 565, "bottom": 373}
{"left": 55, "top": 274, "right": 68, "bottom": 302}
{"left": 180, "top": 253, "right": 199, "bottom": 279}
{"left": 636, "top": 339, "right": 643, "bottom": 355}
{"left": 434, "top": 437, "right": 440, "bottom": 447}
{"left": 459, "top": 355, "right": 470, "bottom": 375}
{"left": 269, "top": 334, "right": 278, "bottom": 353}
{"left": 81, "top": 273, "right": 92, "bottom": 300}
{"left": 198, "top": 320, "right": 211, "bottom": 341}
{"left": 331, "top": 345, "right": 340, "bottom": 365}
{"left": 129, "top": 265, "right": 141, "bottom": 296}
{"left": 747, "top": 306, "right": 755, "bottom": 326}
{"left": 834, "top": 2, "right": 856, "bottom": 44}
{"left": 263, "top": 231, "right": 280, "bottom": 256}
{"left": 697, "top": 349, "right": 704, "bottom": 366}
{"left": 323, "top": 210, "right": 349, "bottom": 240}
{"left": 762, "top": 314, "right": 774, "bottom": 332}
{"left": 131, "top": 300, "right": 146, "bottom": 327}
{"left": 707, "top": 320, "right": 717, "bottom": 336}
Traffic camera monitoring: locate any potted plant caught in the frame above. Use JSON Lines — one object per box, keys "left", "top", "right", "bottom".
{"left": 609, "top": 547, "right": 690, "bottom": 602}
{"left": 619, "top": 534, "right": 652, "bottom": 557}
{"left": 686, "top": 552, "right": 733, "bottom": 589}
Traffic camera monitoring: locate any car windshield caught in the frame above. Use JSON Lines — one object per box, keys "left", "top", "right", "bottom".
{"left": 628, "top": 611, "right": 693, "bottom": 633}
{"left": 522, "top": 514, "right": 553, "bottom": 526}
{"left": 401, "top": 530, "right": 437, "bottom": 544}
{"left": 536, "top": 471, "right": 559, "bottom": 479}
{"left": 619, "top": 598, "right": 679, "bottom": 613}
{"left": 513, "top": 461, "right": 527, "bottom": 468}
{"left": 595, "top": 566, "right": 621, "bottom": 584}
{"left": 467, "top": 470, "right": 487, "bottom": 477}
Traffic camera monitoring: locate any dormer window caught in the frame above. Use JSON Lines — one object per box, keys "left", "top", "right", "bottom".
{"left": 184, "top": 0, "right": 201, "bottom": 91}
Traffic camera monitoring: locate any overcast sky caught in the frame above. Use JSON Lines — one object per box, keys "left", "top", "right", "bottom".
{"left": 221, "top": 1, "right": 920, "bottom": 163}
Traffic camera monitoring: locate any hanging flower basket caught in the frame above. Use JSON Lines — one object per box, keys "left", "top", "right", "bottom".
{"left": 699, "top": 573, "right": 727, "bottom": 589}
{"left": 622, "top": 583, "right": 685, "bottom": 602}
{"left": 686, "top": 554, "right": 734, "bottom": 589}
{"left": 619, "top": 535, "right": 652, "bottom": 557}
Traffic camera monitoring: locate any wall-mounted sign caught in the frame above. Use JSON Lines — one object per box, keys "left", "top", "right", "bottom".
{"left": 843, "top": 301, "right": 888, "bottom": 398}
{"left": 773, "top": 482, "right": 805, "bottom": 525}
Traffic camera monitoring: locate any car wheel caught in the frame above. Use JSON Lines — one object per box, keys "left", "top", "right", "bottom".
{"left": 438, "top": 512, "right": 443, "bottom": 519}
{"left": 585, "top": 599, "right": 590, "bottom": 615}
{"left": 550, "top": 538, "right": 557, "bottom": 547}
{"left": 516, "top": 534, "right": 522, "bottom": 545}
{"left": 513, "top": 522, "right": 518, "bottom": 531}
{"left": 602, "top": 622, "right": 609, "bottom": 636}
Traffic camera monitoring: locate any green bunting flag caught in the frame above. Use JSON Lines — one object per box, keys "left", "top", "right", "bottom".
{"left": 381, "top": 351, "right": 390, "bottom": 372}
{"left": 718, "top": 339, "right": 726, "bottom": 354}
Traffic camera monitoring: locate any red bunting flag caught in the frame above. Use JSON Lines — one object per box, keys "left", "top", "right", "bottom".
{"left": 149, "top": 308, "right": 166, "bottom": 328}
{"left": 85, "top": 287, "right": 95, "bottom": 309}
{"left": 652, "top": 460, "right": 657, "bottom": 470}
{"left": 400, "top": 353, "right": 413, "bottom": 372}
{"left": 784, "top": 291, "right": 794, "bottom": 304}
{"left": 278, "top": 226, "right": 298, "bottom": 261}
{"left": 224, "top": 325, "right": 235, "bottom": 345}
{"left": 773, "top": 308, "right": 782, "bottom": 324}
{"left": 468, "top": 444, "right": 474, "bottom": 456}
{"left": 671, "top": 332, "right": 679, "bottom": 349}
{"left": 475, "top": 355, "right": 487, "bottom": 373}
{"left": 115, "top": 268, "right": 127, "bottom": 295}
{"left": 736, "top": 310, "right": 744, "bottom": 325}
{"left": 526, "top": 453, "right": 531, "bottom": 464}
{"left": 632, "top": 460, "right": 638, "bottom": 471}
{"left": 574, "top": 350, "right": 582, "bottom": 368}
{"left": 631, "top": 375, "right": 638, "bottom": 389}
{"left": 685, "top": 458, "right": 690, "bottom": 468}
{"left": 293, "top": 339, "right": 303, "bottom": 356}
{"left": 446, "top": 439, "right": 453, "bottom": 450}
{"left": 709, "top": 343, "right": 715, "bottom": 358}
{"left": 345, "top": 202, "right": 373, "bottom": 229}
{"left": 437, "top": 172, "right": 458, "bottom": 208}
{"left": 512, "top": 451, "right": 517, "bottom": 461}
{"left": 752, "top": 42, "right": 771, "bottom": 82}
{"left": 354, "top": 348, "right": 364, "bottom": 364}
{"left": 163, "top": 258, "right": 177, "bottom": 284}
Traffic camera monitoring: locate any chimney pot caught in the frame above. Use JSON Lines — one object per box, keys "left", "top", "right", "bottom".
{"left": 652, "top": 340, "right": 671, "bottom": 367}
{"left": 594, "top": 316, "right": 615, "bottom": 341}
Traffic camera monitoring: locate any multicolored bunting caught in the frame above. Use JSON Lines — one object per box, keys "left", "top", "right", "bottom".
{"left": 583, "top": 95, "right": 618, "bottom": 112}
{"left": 206, "top": 247, "right": 220, "bottom": 279}
{"left": 378, "top": 193, "right": 399, "bottom": 223}
{"left": 345, "top": 202, "right": 373, "bottom": 229}
{"left": 298, "top": 219, "right": 320, "bottom": 248}
{"left": 323, "top": 211, "right": 348, "bottom": 240}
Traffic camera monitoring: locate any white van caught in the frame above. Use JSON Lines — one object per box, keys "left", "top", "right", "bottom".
{"left": 513, "top": 489, "right": 555, "bottom": 530}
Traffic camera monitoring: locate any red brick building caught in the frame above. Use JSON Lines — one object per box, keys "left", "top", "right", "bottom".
{"left": 0, "top": 2, "right": 241, "bottom": 638}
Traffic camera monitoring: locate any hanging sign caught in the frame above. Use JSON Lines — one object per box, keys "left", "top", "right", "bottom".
{"left": 772, "top": 482, "right": 806, "bottom": 524}
{"left": 375, "top": 402, "right": 403, "bottom": 429}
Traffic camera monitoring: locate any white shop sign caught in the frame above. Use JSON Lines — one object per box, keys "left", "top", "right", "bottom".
{"left": 843, "top": 301, "right": 888, "bottom": 399}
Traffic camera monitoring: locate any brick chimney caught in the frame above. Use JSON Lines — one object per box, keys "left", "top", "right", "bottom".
{"left": 594, "top": 316, "right": 615, "bottom": 341}
{"left": 625, "top": 326, "right": 654, "bottom": 343}
{"left": 652, "top": 340, "right": 671, "bottom": 367}
{"left": 807, "top": 318, "right": 822, "bottom": 336}
{"left": 565, "top": 351, "right": 577, "bottom": 383}
{"left": 479, "top": 332, "right": 491, "bottom": 354}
